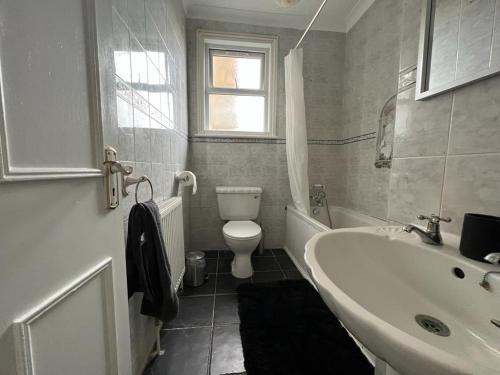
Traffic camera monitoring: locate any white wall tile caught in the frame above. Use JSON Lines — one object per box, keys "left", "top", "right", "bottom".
{"left": 388, "top": 157, "right": 445, "bottom": 224}
{"left": 399, "top": 0, "right": 422, "bottom": 70}
{"left": 133, "top": 125, "right": 151, "bottom": 162}
{"left": 449, "top": 75, "right": 500, "bottom": 155}
{"left": 393, "top": 88, "right": 452, "bottom": 158}
{"left": 441, "top": 154, "right": 500, "bottom": 235}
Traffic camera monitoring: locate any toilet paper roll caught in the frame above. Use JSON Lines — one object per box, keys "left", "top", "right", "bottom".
{"left": 175, "top": 171, "right": 197, "bottom": 195}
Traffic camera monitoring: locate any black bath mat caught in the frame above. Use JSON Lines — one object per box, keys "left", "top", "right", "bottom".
{"left": 236, "top": 280, "right": 373, "bottom": 375}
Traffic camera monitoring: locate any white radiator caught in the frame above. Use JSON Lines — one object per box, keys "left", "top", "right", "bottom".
{"left": 157, "top": 197, "right": 185, "bottom": 291}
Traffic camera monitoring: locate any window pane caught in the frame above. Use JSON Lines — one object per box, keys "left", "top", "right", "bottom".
{"left": 211, "top": 52, "right": 263, "bottom": 90}
{"left": 208, "top": 94, "right": 265, "bottom": 132}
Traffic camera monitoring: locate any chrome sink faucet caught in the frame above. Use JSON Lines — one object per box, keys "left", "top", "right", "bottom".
{"left": 403, "top": 214, "right": 452, "bottom": 246}
{"left": 479, "top": 253, "right": 500, "bottom": 290}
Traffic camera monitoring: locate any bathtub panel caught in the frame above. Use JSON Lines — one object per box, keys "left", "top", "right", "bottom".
{"left": 285, "top": 205, "right": 330, "bottom": 280}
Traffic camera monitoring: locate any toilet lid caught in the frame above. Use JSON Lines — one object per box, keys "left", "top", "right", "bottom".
{"left": 223, "top": 221, "right": 261, "bottom": 239}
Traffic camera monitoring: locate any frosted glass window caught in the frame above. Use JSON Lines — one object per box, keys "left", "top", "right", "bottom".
{"left": 211, "top": 51, "right": 263, "bottom": 90}
{"left": 208, "top": 95, "right": 265, "bottom": 132}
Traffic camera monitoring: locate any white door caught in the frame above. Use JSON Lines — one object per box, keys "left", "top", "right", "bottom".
{"left": 0, "top": 0, "right": 132, "bottom": 374}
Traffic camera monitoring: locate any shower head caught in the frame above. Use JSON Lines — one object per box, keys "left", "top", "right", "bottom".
{"left": 275, "top": 0, "right": 301, "bottom": 8}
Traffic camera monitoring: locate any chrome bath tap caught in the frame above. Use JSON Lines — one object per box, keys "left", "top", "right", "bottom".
{"left": 403, "top": 214, "right": 452, "bottom": 246}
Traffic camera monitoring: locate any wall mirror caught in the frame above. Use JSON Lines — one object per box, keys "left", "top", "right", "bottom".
{"left": 416, "top": 0, "right": 500, "bottom": 100}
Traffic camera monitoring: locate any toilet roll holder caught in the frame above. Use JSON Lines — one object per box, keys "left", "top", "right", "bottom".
{"left": 103, "top": 146, "right": 154, "bottom": 209}
{"left": 175, "top": 171, "right": 197, "bottom": 195}
{"left": 175, "top": 172, "right": 191, "bottom": 184}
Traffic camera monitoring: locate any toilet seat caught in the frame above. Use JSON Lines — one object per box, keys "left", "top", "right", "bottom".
{"left": 223, "top": 221, "right": 261, "bottom": 240}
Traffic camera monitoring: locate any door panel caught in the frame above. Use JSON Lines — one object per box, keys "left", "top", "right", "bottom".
{"left": 0, "top": 179, "right": 132, "bottom": 375}
{"left": 0, "top": 0, "right": 102, "bottom": 180}
{"left": 14, "top": 259, "right": 117, "bottom": 375}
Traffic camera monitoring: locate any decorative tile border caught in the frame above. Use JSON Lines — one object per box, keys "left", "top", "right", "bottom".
{"left": 188, "top": 132, "right": 377, "bottom": 146}
{"left": 308, "top": 139, "right": 344, "bottom": 146}
{"left": 189, "top": 136, "right": 286, "bottom": 144}
{"left": 398, "top": 65, "right": 417, "bottom": 93}
{"left": 342, "top": 132, "right": 377, "bottom": 145}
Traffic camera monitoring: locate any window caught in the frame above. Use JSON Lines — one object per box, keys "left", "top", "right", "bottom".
{"left": 197, "top": 30, "right": 278, "bottom": 137}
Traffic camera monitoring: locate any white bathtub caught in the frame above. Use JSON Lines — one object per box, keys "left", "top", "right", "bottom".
{"left": 284, "top": 205, "right": 387, "bottom": 280}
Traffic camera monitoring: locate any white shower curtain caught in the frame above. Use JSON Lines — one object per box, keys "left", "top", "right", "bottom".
{"left": 284, "top": 48, "right": 310, "bottom": 215}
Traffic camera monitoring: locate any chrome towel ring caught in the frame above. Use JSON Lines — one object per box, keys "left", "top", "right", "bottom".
{"left": 134, "top": 176, "right": 154, "bottom": 203}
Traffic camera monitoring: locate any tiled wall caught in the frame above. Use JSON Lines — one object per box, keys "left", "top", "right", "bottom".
{"left": 111, "top": 0, "right": 188, "bottom": 373}
{"left": 340, "top": 0, "right": 500, "bottom": 235}
{"left": 337, "top": 0, "right": 403, "bottom": 219}
{"left": 186, "top": 19, "right": 345, "bottom": 250}
{"left": 388, "top": 0, "right": 500, "bottom": 234}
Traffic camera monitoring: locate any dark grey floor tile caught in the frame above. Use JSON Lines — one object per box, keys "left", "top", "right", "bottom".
{"left": 284, "top": 269, "right": 304, "bottom": 280}
{"left": 180, "top": 275, "right": 215, "bottom": 297}
{"left": 216, "top": 273, "right": 251, "bottom": 294}
{"left": 252, "top": 256, "right": 280, "bottom": 271}
{"left": 211, "top": 325, "right": 245, "bottom": 375}
{"left": 276, "top": 255, "right": 297, "bottom": 271}
{"left": 165, "top": 296, "right": 214, "bottom": 328}
{"left": 204, "top": 250, "right": 219, "bottom": 259}
{"left": 214, "top": 294, "right": 240, "bottom": 325}
{"left": 217, "top": 258, "right": 232, "bottom": 273}
{"left": 218, "top": 250, "right": 234, "bottom": 259}
{"left": 251, "top": 248, "right": 274, "bottom": 257}
{"left": 271, "top": 248, "right": 287, "bottom": 256}
{"left": 206, "top": 259, "right": 218, "bottom": 274}
{"left": 146, "top": 327, "right": 211, "bottom": 375}
{"left": 252, "top": 271, "right": 285, "bottom": 283}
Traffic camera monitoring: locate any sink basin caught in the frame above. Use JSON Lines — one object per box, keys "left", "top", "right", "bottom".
{"left": 304, "top": 227, "right": 500, "bottom": 375}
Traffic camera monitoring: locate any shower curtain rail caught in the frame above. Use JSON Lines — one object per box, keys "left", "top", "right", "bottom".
{"left": 294, "top": 0, "right": 328, "bottom": 49}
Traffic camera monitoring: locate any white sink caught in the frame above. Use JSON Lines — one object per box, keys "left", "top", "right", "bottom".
{"left": 304, "top": 226, "right": 500, "bottom": 375}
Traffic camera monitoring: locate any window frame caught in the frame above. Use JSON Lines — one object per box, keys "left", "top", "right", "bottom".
{"left": 196, "top": 30, "right": 278, "bottom": 138}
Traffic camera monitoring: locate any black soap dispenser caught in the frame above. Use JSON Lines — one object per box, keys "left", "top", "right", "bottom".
{"left": 459, "top": 213, "right": 500, "bottom": 263}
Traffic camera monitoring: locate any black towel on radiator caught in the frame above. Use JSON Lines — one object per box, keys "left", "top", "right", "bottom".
{"left": 126, "top": 200, "right": 179, "bottom": 323}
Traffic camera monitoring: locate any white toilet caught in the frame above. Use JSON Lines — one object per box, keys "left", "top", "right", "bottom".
{"left": 216, "top": 186, "right": 263, "bottom": 278}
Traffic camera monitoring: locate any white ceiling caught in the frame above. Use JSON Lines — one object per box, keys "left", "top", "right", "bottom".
{"left": 182, "top": 0, "right": 376, "bottom": 33}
